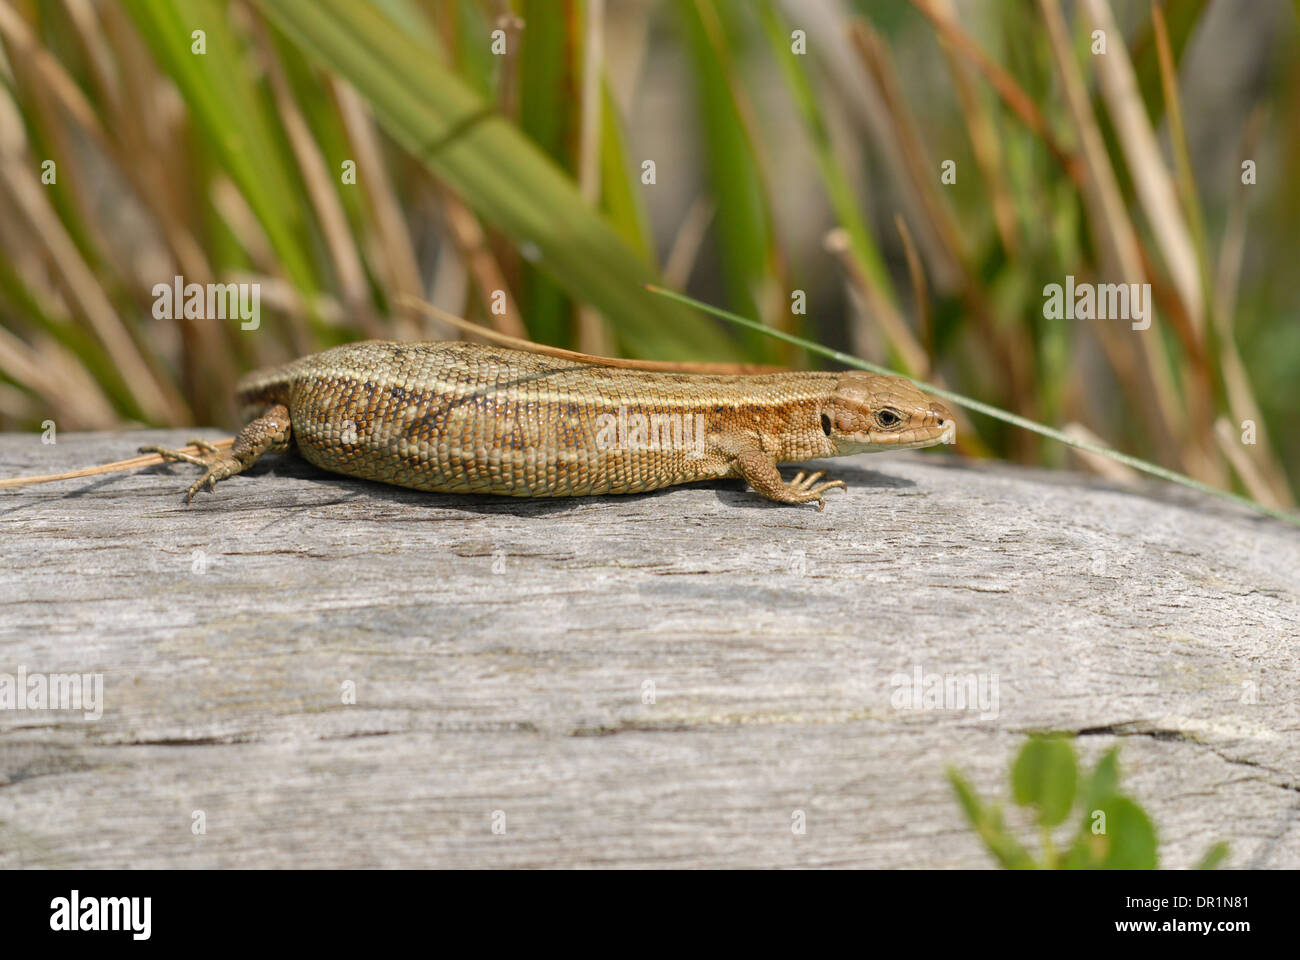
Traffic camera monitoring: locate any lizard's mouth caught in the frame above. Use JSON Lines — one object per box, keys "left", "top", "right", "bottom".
{"left": 895, "top": 425, "right": 954, "bottom": 448}
{"left": 836, "top": 428, "right": 951, "bottom": 454}
{"left": 863, "top": 426, "right": 953, "bottom": 450}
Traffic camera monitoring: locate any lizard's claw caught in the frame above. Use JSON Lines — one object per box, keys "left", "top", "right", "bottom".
{"left": 140, "top": 444, "right": 243, "bottom": 504}
{"left": 785, "top": 470, "right": 847, "bottom": 510}
{"left": 184, "top": 471, "right": 222, "bottom": 505}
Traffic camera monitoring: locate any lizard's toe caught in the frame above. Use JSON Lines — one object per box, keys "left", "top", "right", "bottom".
{"left": 140, "top": 444, "right": 211, "bottom": 468}
{"left": 181, "top": 456, "right": 241, "bottom": 504}
{"left": 805, "top": 480, "right": 846, "bottom": 510}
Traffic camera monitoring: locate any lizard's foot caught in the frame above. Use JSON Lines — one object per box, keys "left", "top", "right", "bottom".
{"left": 731, "top": 449, "right": 849, "bottom": 510}
{"left": 137, "top": 404, "right": 292, "bottom": 504}
{"left": 785, "top": 470, "right": 847, "bottom": 511}
{"left": 139, "top": 444, "right": 244, "bottom": 504}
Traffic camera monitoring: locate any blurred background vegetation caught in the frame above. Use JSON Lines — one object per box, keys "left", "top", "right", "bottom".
{"left": 0, "top": 0, "right": 1295, "bottom": 505}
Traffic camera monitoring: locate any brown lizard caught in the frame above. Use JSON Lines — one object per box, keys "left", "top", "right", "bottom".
{"left": 138, "top": 339, "right": 954, "bottom": 509}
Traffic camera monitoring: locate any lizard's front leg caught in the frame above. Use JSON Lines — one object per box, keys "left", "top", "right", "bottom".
{"left": 731, "top": 447, "right": 846, "bottom": 511}
{"left": 141, "top": 404, "right": 292, "bottom": 503}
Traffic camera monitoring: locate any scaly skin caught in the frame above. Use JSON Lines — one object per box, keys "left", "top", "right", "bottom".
{"left": 143, "top": 340, "right": 955, "bottom": 508}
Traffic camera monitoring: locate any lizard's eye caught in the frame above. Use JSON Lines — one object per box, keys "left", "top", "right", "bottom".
{"left": 875, "top": 408, "right": 903, "bottom": 429}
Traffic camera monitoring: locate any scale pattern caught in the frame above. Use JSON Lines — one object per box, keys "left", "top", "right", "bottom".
{"left": 236, "top": 340, "right": 846, "bottom": 497}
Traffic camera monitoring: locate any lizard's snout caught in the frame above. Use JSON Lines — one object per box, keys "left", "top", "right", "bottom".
{"left": 922, "top": 398, "right": 956, "bottom": 447}
{"left": 930, "top": 399, "right": 955, "bottom": 429}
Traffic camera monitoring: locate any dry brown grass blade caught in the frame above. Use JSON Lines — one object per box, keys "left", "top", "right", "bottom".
{"left": 1038, "top": 0, "right": 1140, "bottom": 281}
{"left": 848, "top": 18, "right": 963, "bottom": 289}
{"left": 332, "top": 78, "right": 425, "bottom": 340}
{"left": 928, "top": 0, "right": 1018, "bottom": 257}
{"left": 1210, "top": 109, "right": 1295, "bottom": 507}
{"left": 0, "top": 439, "right": 234, "bottom": 490}
{"left": 823, "top": 227, "right": 929, "bottom": 378}
{"left": 251, "top": 11, "right": 382, "bottom": 340}
{"left": 0, "top": 137, "right": 184, "bottom": 423}
{"left": 1214, "top": 418, "right": 1281, "bottom": 508}
{"left": 893, "top": 214, "right": 932, "bottom": 366}
{"left": 209, "top": 176, "right": 314, "bottom": 356}
{"left": 1081, "top": 0, "right": 1203, "bottom": 335}
{"left": 101, "top": 2, "right": 239, "bottom": 423}
{"left": 492, "top": 9, "right": 524, "bottom": 120}
{"left": 0, "top": 324, "right": 118, "bottom": 428}
{"left": 575, "top": 0, "right": 611, "bottom": 356}
{"left": 908, "top": 0, "right": 1086, "bottom": 187}
{"left": 63, "top": 0, "right": 123, "bottom": 110}
{"left": 910, "top": 0, "right": 1199, "bottom": 463}
{"left": 437, "top": 188, "right": 528, "bottom": 339}
{"left": 662, "top": 196, "right": 716, "bottom": 291}
{"left": 1038, "top": 0, "right": 1191, "bottom": 475}
{"left": 850, "top": 16, "right": 1036, "bottom": 427}
{"left": 400, "top": 295, "right": 782, "bottom": 374}
{"left": 1150, "top": 3, "right": 1208, "bottom": 264}
{"left": 13, "top": 0, "right": 239, "bottom": 423}
{"left": 0, "top": 0, "right": 109, "bottom": 145}
{"left": 1, "top": 0, "right": 226, "bottom": 424}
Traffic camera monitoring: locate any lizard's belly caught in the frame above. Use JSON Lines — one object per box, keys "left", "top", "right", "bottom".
{"left": 289, "top": 378, "right": 728, "bottom": 497}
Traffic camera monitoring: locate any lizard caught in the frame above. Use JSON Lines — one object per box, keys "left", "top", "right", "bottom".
{"left": 139, "top": 339, "right": 954, "bottom": 510}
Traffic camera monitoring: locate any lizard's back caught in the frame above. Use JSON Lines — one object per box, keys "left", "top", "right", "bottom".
{"left": 236, "top": 340, "right": 835, "bottom": 498}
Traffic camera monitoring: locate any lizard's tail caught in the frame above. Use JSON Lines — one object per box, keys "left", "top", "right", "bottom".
{"left": 0, "top": 439, "right": 235, "bottom": 490}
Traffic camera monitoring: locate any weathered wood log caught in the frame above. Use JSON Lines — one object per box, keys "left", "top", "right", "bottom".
{"left": 1, "top": 430, "right": 1296, "bottom": 868}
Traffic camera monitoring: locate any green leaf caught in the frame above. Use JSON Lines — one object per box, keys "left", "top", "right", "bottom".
{"left": 1089, "top": 795, "right": 1158, "bottom": 869}
{"left": 1083, "top": 746, "right": 1121, "bottom": 809}
{"left": 947, "top": 769, "right": 1037, "bottom": 869}
{"left": 1195, "top": 842, "right": 1229, "bottom": 870}
{"left": 600, "top": 82, "right": 655, "bottom": 268}
{"left": 949, "top": 768, "right": 985, "bottom": 827}
{"left": 452, "top": 0, "right": 495, "bottom": 100}
{"left": 1012, "top": 735, "right": 1077, "bottom": 827}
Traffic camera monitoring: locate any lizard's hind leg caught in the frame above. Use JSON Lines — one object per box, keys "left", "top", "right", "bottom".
{"left": 141, "top": 404, "right": 292, "bottom": 504}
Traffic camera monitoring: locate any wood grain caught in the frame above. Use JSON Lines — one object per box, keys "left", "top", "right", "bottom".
{"left": 1, "top": 431, "right": 1296, "bottom": 868}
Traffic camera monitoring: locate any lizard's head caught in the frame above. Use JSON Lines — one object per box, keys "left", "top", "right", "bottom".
{"left": 820, "top": 372, "right": 955, "bottom": 453}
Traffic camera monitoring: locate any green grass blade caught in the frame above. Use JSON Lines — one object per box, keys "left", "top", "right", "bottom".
{"left": 645, "top": 284, "right": 1300, "bottom": 527}
{"left": 757, "top": 1, "right": 893, "bottom": 300}
{"left": 127, "top": 0, "right": 320, "bottom": 299}
{"left": 255, "top": 0, "right": 738, "bottom": 361}
{"left": 679, "top": 0, "right": 780, "bottom": 360}
{"left": 600, "top": 81, "right": 655, "bottom": 267}
{"left": 517, "top": 0, "right": 575, "bottom": 345}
